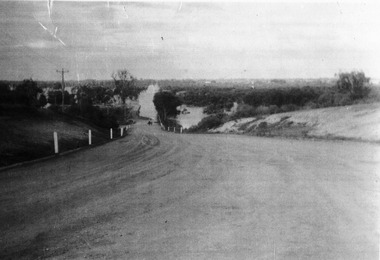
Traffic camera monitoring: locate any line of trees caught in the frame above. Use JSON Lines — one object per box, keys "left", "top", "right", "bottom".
{"left": 0, "top": 79, "right": 47, "bottom": 108}
{"left": 0, "top": 69, "right": 145, "bottom": 129}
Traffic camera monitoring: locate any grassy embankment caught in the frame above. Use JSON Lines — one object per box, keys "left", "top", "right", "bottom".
{"left": 0, "top": 106, "right": 124, "bottom": 168}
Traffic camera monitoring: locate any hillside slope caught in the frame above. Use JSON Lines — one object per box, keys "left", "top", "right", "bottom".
{"left": 0, "top": 108, "right": 112, "bottom": 167}
{"left": 212, "top": 102, "right": 380, "bottom": 142}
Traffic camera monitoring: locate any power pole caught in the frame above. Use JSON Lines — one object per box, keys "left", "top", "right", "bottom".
{"left": 56, "top": 68, "right": 69, "bottom": 112}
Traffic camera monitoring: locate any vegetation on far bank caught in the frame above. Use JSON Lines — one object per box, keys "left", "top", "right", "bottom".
{"left": 159, "top": 72, "right": 380, "bottom": 132}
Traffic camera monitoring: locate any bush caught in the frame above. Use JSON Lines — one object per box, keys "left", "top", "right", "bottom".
{"left": 364, "top": 87, "right": 380, "bottom": 103}
{"left": 333, "top": 93, "right": 352, "bottom": 106}
{"left": 280, "top": 104, "right": 299, "bottom": 112}
{"left": 230, "top": 104, "right": 257, "bottom": 120}
{"left": 304, "top": 101, "right": 318, "bottom": 110}
{"left": 188, "top": 113, "right": 226, "bottom": 132}
{"left": 65, "top": 103, "right": 118, "bottom": 129}
{"left": 268, "top": 105, "right": 280, "bottom": 114}
{"left": 256, "top": 105, "right": 270, "bottom": 115}
{"left": 317, "top": 92, "right": 334, "bottom": 107}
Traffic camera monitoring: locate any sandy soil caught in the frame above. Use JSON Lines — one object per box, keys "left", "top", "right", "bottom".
{"left": 0, "top": 121, "right": 379, "bottom": 259}
{"left": 212, "top": 102, "right": 380, "bottom": 142}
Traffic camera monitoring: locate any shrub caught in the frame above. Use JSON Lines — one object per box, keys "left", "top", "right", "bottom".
{"left": 280, "top": 104, "right": 298, "bottom": 112}
{"left": 66, "top": 103, "right": 118, "bottom": 129}
{"left": 317, "top": 92, "right": 334, "bottom": 107}
{"left": 188, "top": 113, "right": 226, "bottom": 132}
{"left": 230, "top": 104, "right": 257, "bottom": 120}
{"left": 333, "top": 93, "right": 352, "bottom": 106}
{"left": 304, "top": 101, "right": 318, "bottom": 110}
{"left": 256, "top": 105, "right": 270, "bottom": 115}
{"left": 268, "top": 105, "right": 280, "bottom": 114}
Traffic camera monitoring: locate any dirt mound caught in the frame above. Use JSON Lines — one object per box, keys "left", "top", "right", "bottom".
{"left": 212, "top": 102, "right": 380, "bottom": 142}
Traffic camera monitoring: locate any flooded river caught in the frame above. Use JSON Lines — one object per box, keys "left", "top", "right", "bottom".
{"left": 138, "top": 84, "right": 206, "bottom": 128}
{"left": 177, "top": 107, "right": 206, "bottom": 129}
{"left": 138, "top": 84, "right": 160, "bottom": 119}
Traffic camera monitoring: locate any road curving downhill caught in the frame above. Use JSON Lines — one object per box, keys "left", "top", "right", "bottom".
{"left": 0, "top": 120, "right": 379, "bottom": 259}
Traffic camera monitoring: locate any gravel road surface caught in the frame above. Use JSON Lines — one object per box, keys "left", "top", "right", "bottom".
{"left": 1, "top": 121, "right": 379, "bottom": 259}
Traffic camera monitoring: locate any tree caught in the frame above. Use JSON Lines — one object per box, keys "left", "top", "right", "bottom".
{"left": 112, "top": 69, "right": 140, "bottom": 103}
{"left": 93, "top": 86, "right": 113, "bottom": 105}
{"left": 14, "top": 79, "right": 42, "bottom": 107}
{"left": 336, "top": 71, "right": 370, "bottom": 99}
{"left": 153, "top": 91, "right": 182, "bottom": 122}
{"left": 112, "top": 69, "right": 143, "bottom": 119}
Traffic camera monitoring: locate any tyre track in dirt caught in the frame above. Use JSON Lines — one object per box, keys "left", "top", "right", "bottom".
{"left": 0, "top": 121, "right": 379, "bottom": 259}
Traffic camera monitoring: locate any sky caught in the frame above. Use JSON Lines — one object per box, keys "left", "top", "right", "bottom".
{"left": 0, "top": 1, "right": 379, "bottom": 81}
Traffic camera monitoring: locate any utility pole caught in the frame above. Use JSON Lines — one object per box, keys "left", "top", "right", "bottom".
{"left": 56, "top": 68, "right": 69, "bottom": 112}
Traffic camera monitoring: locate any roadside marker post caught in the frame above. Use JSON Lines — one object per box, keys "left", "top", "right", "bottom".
{"left": 53, "top": 132, "right": 59, "bottom": 154}
{"left": 110, "top": 128, "right": 113, "bottom": 139}
{"left": 121, "top": 127, "right": 124, "bottom": 136}
{"left": 180, "top": 127, "right": 183, "bottom": 134}
{"left": 174, "top": 127, "right": 176, "bottom": 133}
{"left": 89, "top": 130, "right": 92, "bottom": 145}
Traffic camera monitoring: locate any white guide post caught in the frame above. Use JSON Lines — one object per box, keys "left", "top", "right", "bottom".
{"left": 121, "top": 127, "right": 124, "bottom": 136}
{"left": 180, "top": 127, "right": 183, "bottom": 134}
{"left": 174, "top": 127, "right": 176, "bottom": 133}
{"left": 110, "top": 128, "right": 113, "bottom": 139}
{"left": 89, "top": 130, "right": 92, "bottom": 145}
{"left": 53, "top": 132, "right": 58, "bottom": 154}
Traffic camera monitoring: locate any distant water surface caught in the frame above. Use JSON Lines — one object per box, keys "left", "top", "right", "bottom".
{"left": 138, "top": 84, "right": 160, "bottom": 119}
{"left": 177, "top": 106, "right": 206, "bottom": 129}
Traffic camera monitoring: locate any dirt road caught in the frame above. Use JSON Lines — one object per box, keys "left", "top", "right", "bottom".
{"left": 1, "top": 121, "right": 379, "bottom": 259}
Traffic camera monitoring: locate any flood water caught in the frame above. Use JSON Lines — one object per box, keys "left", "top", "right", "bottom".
{"left": 138, "top": 84, "right": 206, "bottom": 128}
{"left": 138, "top": 84, "right": 160, "bottom": 119}
{"left": 177, "top": 107, "right": 206, "bottom": 129}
